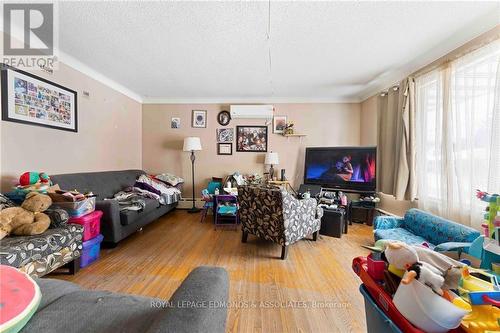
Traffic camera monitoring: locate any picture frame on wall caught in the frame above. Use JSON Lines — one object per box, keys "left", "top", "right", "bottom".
{"left": 236, "top": 126, "right": 268, "bottom": 152}
{"left": 273, "top": 115, "right": 287, "bottom": 134}
{"left": 192, "top": 110, "right": 207, "bottom": 128}
{"left": 217, "top": 143, "right": 232, "bottom": 155}
{"left": 171, "top": 117, "right": 180, "bottom": 129}
{"left": 1, "top": 64, "right": 78, "bottom": 132}
{"left": 216, "top": 128, "right": 233, "bottom": 142}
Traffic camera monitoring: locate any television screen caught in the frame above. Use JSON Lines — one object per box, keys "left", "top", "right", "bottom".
{"left": 304, "top": 147, "right": 376, "bottom": 192}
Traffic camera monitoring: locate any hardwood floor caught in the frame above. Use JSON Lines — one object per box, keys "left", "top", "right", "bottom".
{"left": 52, "top": 210, "right": 373, "bottom": 333}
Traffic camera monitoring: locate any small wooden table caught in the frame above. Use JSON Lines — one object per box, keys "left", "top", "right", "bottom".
{"left": 267, "top": 180, "right": 297, "bottom": 195}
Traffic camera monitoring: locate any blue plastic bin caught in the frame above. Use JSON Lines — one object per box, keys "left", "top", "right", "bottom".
{"left": 359, "top": 284, "right": 402, "bottom": 333}
{"left": 80, "top": 234, "right": 103, "bottom": 268}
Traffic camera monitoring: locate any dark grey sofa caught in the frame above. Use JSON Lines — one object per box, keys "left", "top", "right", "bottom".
{"left": 50, "top": 170, "right": 177, "bottom": 245}
{"left": 23, "top": 266, "right": 229, "bottom": 333}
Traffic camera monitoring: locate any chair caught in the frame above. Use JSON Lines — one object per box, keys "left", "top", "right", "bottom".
{"left": 238, "top": 185, "right": 323, "bottom": 259}
{"left": 200, "top": 181, "right": 223, "bottom": 223}
{"left": 200, "top": 189, "right": 213, "bottom": 223}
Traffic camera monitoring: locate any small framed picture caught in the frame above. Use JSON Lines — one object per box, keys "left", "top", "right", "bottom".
{"left": 218, "top": 143, "right": 232, "bottom": 155}
{"left": 192, "top": 110, "right": 207, "bottom": 128}
{"left": 216, "top": 128, "right": 234, "bottom": 142}
{"left": 171, "top": 117, "right": 180, "bottom": 129}
{"left": 273, "top": 115, "right": 287, "bottom": 134}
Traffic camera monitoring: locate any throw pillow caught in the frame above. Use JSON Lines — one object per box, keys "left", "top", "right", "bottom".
{"left": 45, "top": 208, "right": 69, "bottom": 228}
{"left": 0, "top": 265, "right": 41, "bottom": 333}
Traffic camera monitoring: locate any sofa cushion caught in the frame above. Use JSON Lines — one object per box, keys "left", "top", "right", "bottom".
{"left": 119, "top": 198, "right": 160, "bottom": 226}
{"left": 374, "top": 227, "right": 435, "bottom": 248}
{"left": 403, "top": 209, "right": 480, "bottom": 245}
{"left": 23, "top": 284, "right": 164, "bottom": 333}
{"left": 0, "top": 224, "right": 83, "bottom": 270}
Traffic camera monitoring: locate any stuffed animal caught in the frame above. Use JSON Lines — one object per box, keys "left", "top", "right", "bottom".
{"left": 384, "top": 242, "right": 419, "bottom": 270}
{"left": 0, "top": 192, "right": 52, "bottom": 240}
{"left": 384, "top": 241, "right": 445, "bottom": 295}
{"left": 19, "top": 172, "right": 50, "bottom": 187}
{"left": 402, "top": 262, "right": 445, "bottom": 296}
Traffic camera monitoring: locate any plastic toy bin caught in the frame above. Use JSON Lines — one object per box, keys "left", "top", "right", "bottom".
{"left": 68, "top": 210, "right": 102, "bottom": 241}
{"left": 80, "top": 234, "right": 104, "bottom": 268}
{"left": 360, "top": 284, "right": 402, "bottom": 333}
{"left": 51, "top": 197, "right": 96, "bottom": 217}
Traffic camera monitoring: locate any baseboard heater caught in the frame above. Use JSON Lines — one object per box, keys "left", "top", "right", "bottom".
{"left": 177, "top": 197, "right": 204, "bottom": 209}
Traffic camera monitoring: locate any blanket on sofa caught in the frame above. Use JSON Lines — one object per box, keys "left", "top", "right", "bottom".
{"left": 135, "top": 175, "right": 181, "bottom": 205}
{"left": 111, "top": 191, "right": 147, "bottom": 212}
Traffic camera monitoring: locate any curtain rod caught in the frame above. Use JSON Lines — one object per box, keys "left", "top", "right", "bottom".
{"left": 377, "top": 25, "right": 499, "bottom": 96}
{"left": 411, "top": 25, "right": 500, "bottom": 79}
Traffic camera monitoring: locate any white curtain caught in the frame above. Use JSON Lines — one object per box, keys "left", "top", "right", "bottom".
{"left": 415, "top": 40, "right": 500, "bottom": 229}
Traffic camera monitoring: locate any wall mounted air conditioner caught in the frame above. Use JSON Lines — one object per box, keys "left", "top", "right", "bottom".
{"left": 230, "top": 105, "right": 274, "bottom": 119}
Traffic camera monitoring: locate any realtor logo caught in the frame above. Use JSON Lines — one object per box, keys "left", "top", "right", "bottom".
{"left": 2, "top": 2, "right": 58, "bottom": 70}
{"left": 3, "top": 3, "right": 53, "bottom": 55}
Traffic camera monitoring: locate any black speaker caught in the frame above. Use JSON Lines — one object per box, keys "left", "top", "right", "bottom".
{"left": 298, "top": 184, "right": 322, "bottom": 198}
{"left": 280, "top": 169, "right": 286, "bottom": 181}
{"left": 319, "top": 208, "right": 345, "bottom": 238}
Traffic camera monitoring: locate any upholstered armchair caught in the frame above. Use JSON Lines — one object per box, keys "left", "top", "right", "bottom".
{"left": 238, "top": 185, "right": 323, "bottom": 259}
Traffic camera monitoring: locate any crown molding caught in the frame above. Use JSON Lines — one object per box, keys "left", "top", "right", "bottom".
{"left": 2, "top": 22, "right": 143, "bottom": 103}
{"left": 57, "top": 51, "right": 143, "bottom": 103}
{"left": 142, "top": 96, "right": 361, "bottom": 104}
{"left": 358, "top": 12, "right": 500, "bottom": 102}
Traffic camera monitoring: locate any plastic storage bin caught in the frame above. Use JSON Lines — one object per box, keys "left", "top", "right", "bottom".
{"left": 360, "top": 284, "right": 402, "bottom": 333}
{"left": 68, "top": 210, "right": 102, "bottom": 241}
{"left": 352, "top": 256, "right": 466, "bottom": 333}
{"left": 80, "top": 234, "right": 103, "bottom": 268}
{"left": 51, "top": 197, "right": 96, "bottom": 217}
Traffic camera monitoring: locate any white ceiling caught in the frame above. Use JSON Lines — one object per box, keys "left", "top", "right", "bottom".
{"left": 55, "top": 1, "right": 499, "bottom": 103}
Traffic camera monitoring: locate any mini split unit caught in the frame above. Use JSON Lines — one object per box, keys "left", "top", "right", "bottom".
{"left": 230, "top": 105, "right": 274, "bottom": 119}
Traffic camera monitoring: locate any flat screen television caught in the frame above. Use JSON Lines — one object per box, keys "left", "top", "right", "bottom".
{"left": 304, "top": 146, "right": 376, "bottom": 192}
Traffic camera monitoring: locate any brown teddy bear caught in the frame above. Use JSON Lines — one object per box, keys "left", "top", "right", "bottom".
{"left": 0, "top": 192, "right": 52, "bottom": 240}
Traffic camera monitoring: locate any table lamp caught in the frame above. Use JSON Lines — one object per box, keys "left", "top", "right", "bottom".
{"left": 265, "top": 152, "right": 279, "bottom": 180}
{"left": 183, "top": 137, "right": 202, "bottom": 213}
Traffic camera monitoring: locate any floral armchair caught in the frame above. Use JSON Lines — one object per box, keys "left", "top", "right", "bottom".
{"left": 238, "top": 185, "right": 323, "bottom": 259}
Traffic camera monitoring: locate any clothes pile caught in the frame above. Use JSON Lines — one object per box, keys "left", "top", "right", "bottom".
{"left": 109, "top": 174, "right": 183, "bottom": 212}
{"left": 111, "top": 191, "right": 147, "bottom": 212}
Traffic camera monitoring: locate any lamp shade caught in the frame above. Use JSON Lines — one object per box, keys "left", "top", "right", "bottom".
{"left": 183, "top": 137, "right": 202, "bottom": 151}
{"left": 264, "top": 152, "right": 279, "bottom": 165}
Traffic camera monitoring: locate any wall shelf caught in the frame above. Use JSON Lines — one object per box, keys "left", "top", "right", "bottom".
{"left": 282, "top": 134, "right": 307, "bottom": 137}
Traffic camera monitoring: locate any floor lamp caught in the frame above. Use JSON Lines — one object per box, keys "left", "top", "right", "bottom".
{"left": 183, "top": 137, "right": 202, "bottom": 213}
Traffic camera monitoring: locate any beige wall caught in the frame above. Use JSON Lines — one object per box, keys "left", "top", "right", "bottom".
{"left": 360, "top": 95, "right": 377, "bottom": 146}
{"left": 0, "top": 63, "right": 142, "bottom": 191}
{"left": 142, "top": 103, "right": 361, "bottom": 196}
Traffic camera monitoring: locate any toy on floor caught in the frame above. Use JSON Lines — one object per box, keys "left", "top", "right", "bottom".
{"left": 476, "top": 190, "right": 499, "bottom": 239}
{"left": 402, "top": 261, "right": 445, "bottom": 296}
{"left": 458, "top": 267, "right": 500, "bottom": 333}
{"left": 385, "top": 241, "right": 445, "bottom": 295}
{"left": 0, "top": 192, "right": 52, "bottom": 240}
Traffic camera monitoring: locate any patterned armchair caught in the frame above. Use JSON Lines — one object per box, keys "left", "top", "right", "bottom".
{"left": 238, "top": 185, "right": 323, "bottom": 259}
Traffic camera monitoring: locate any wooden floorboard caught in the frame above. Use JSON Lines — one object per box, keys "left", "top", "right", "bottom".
{"left": 51, "top": 209, "right": 372, "bottom": 333}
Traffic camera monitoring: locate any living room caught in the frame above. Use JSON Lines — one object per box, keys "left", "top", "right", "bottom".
{"left": 0, "top": 1, "right": 499, "bottom": 333}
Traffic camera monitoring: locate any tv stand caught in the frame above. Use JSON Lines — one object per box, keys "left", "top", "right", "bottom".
{"left": 317, "top": 187, "right": 377, "bottom": 226}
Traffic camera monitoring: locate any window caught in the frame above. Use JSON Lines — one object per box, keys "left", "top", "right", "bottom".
{"left": 415, "top": 40, "right": 500, "bottom": 228}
